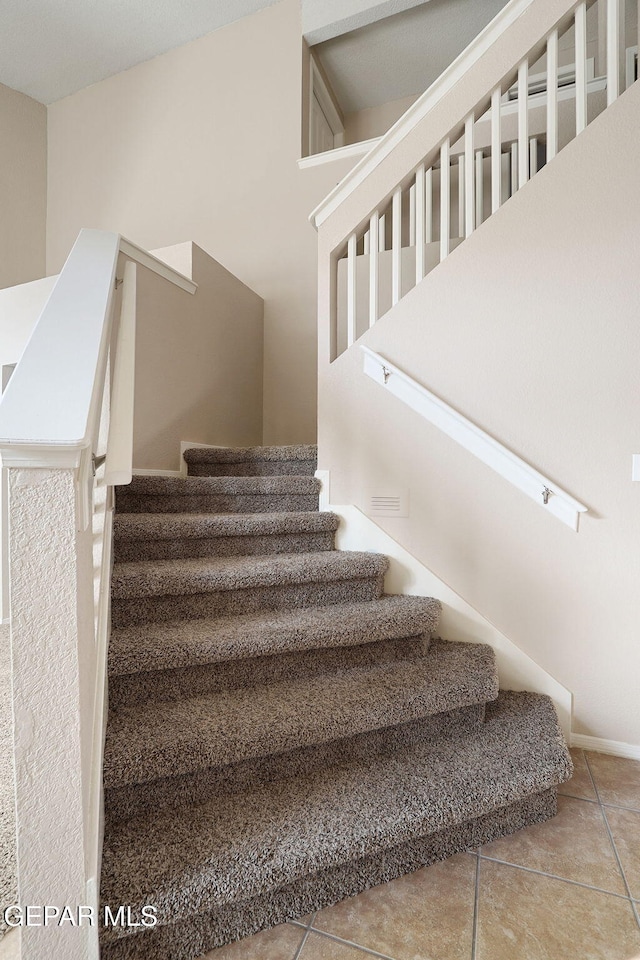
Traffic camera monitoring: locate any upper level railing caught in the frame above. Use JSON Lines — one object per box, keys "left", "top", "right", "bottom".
{"left": 311, "top": 0, "right": 639, "bottom": 360}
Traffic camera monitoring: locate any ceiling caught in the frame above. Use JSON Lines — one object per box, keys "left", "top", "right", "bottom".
{"left": 0, "top": 0, "right": 279, "bottom": 104}
{"left": 313, "top": 0, "right": 511, "bottom": 115}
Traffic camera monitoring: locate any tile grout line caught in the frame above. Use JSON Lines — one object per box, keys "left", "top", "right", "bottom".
{"left": 477, "top": 853, "right": 633, "bottom": 900}
{"left": 305, "top": 925, "right": 399, "bottom": 960}
{"left": 583, "top": 751, "right": 640, "bottom": 932}
{"left": 292, "top": 924, "right": 311, "bottom": 960}
{"left": 471, "top": 851, "right": 481, "bottom": 960}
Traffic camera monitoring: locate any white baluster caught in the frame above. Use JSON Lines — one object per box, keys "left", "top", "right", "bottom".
{"left": 363, "top": 231, "right": 370, "bottom": 255}
{"left": 607, "top": 0, "right": 621, "bottom": 104}
{"left": 425, "top": 168, "right": 433, "bottom": 243}
{"left": 575, "top": 2, "right": 588, "bottom": 133}
{"left": 465, "top": 113, "right": 475, "bottom": 237}
{"left": 440, "top": 139, "right": 451, "bottom": 260}
{"left": 415, "top": 163, "right": 426, "bottom": 283}
{"left": 369, "top": 212, "right": 379, "bottom": 329}
{"left": 491, "top": 86, "right": 502, "bottom": 214}
{"left": 518, "top": 60, "right": 529, "bottom": 188}
{"left": 510, "top": 142, "right": 518, "bottom": 197}
{"left": 378, "top": 214, "right": 386, "bottom": 252}
{"left": 409, "top": 183, "right": 416, "bottom": 246}
{"left": 457, "top": 155, "right": 465, "bottom": 239}
{"left": 347, "top": 232, "right": 357, "bottom": 347}
{"left": 475, "top": 150, "right": 484, "bottom": 226}
{"left": 529, "top": 138, "right": 538, "bottom": 177}
{"left": 392, "top": 189, "right": 401, "bottom": 306}
{"left": 547, "top": 29, "right": 559, "bottom": 161}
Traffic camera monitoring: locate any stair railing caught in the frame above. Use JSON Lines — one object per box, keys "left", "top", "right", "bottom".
{"left": 0, "top": 230, "right": 196, "bottom": 960}
{"left": 311, "top": 0, "right": 639, "bottom": 361}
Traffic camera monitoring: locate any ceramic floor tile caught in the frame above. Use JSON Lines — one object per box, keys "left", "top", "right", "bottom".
{"left": 299, "top": 932, "right": 383, "bottom": 959}
{"left": 0, "top": 930, "right": 20, "bottom": 960}
{"left": 559, "top": 748, "right": 597, "bottom": 801}
{"left": 476, "top": 859, "right": 640, "bottom": 960}
{"left": 605, "top": 805, "right": 640, "bottom": 900}
{"left": 198, "top": 923, "right": 304, "bottom": 959}
{"left": 480, "top": 794, "right": 626, "bottom": 893}
{"left": 586, "top": 752, "right": 640, "bottom": 810}
{"left": 312, "top": 853, "right": 476, "bottom": 960}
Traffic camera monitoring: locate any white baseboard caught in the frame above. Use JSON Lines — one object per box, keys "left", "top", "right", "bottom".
{"left": 570, "top": 733, "right": 640, "bottom": 761}
{"left": 317, "top": 493, "right": 572, "bottom": 738}
{"left": 132, "top": 468, "right": 183, "bottom": 478}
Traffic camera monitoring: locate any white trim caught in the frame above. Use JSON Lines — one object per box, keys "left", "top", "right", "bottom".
{"left": 309, "top": 56, "right": 345, "bottom": 150}
{"left": 361, "top": 346, "right": 588, "bottom": 531}
{"left": 310, "top": 0, "right": 541, "bottom": 228}
{"left": 315, "top": 468, "right": 331, "bottom": 511}
{"left": 119, "top": 237, "right": 197, "bottom": 294}
{"left": 132, "top": 467, "right": 183, "bottom": 478}
{"left": 0, "top": 441, "right": 85, "bottom": 469}
{"left": 298, "top": 137, "right": 383, "bottom": 170}
{"left": 105, "top": 261, "right": 136, "bottom": 487}
{"left": 571, "top": 733, "right": 640, "bottom": 760}
{"left": 85, "top": 492, "right": 113, "bottom": 958}
{"left": 324, "top": 501, "right": 572, "bottom": 735}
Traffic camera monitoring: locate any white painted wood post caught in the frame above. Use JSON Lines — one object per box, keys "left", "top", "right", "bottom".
{"left": 575, "top": 1, "right": 588, "bottom": 133}
{"left": 378, "top": 213, "right": 386, "bottom": 252}
{"left": 392, "top": 189, "right": 402, "bottom": 306}
{"left": 409, "top": 183, "right": 416, "bottom": 246}
{"left": 464, "top": 113, "right": 475, "bottom": 237}
{"left": 347, "top": 232, "right": 357, "bottom": 347}
{"left": 510, "top": 142, "right": 518, "bottom": 196}
{"left": 518, "top": 59, "right": 529, "bottom": 188}
{"left": 440, "top": 138, "right": 451, "bottom": 260}
{"left": 415, "top": 163, "right": 426, "bottom": 282}
{"left": 607, "top": 0, "right": 621, "bottom": 104}
{"left": 425, "top": 167, "right": 433, "bottom": 244}
{"left": 457, "top": 155, "right": 465, "bottom": 238}
{"left": 547, "top": 29, "right": 559, "bottom": 161}
{"left": 475, "top": 150, "right": 484, "bottom": 225}
{"left": 105, "top": 260, "right": 136, "bottom": 487}
{"left": 529, "top": 138, "right": 539, "bottom": 177}
{"left": 369, "top": 211, "right": 379, "bottom": 328}
{"left": 363, "top": 231, "right": 370, "bottom": 255}
{"left": 491, "top": 86, "right": 502, "bottom": 214}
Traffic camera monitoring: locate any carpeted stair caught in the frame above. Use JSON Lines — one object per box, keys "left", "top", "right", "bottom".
{"left": 100, "top": 444, "right": 572, "bottom": 960}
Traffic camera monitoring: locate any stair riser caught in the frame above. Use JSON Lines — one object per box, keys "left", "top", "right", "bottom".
{"left": 114, "top": 532, "right": 335, "bottom": 563}
{"left": 111, "top": 575, "right": 385, "bottom": 628}
{"left": 115, "top": 494, "right": 319, "bottom": 514}
{"left": 187, "top": 461, "right": 317, "bottom": 477}
{"left": 100, "top": 788, "right": 557, "bottom": 960}
{"left": 108, "top": 635, "right": 430, "bottom": 709}
{"left": 104, "top": 703, "right": 482, "bottom": 824}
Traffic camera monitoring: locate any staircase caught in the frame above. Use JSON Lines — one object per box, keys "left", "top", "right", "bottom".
{"left": 100, "top": 444, "right": 571, "bottom": 960}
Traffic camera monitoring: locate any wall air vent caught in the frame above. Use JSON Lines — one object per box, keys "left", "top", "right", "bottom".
{"left": 368, "top": 490, "right": 409, "bottom": 518}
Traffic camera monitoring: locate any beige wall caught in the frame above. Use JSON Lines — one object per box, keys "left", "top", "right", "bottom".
{"left": 0, "top": 83, "right": 47, "bottom": 289}
{"left": 46, "top": 0, "right": 358, "bottom": 445}
{"left": 133, "top": 243, "right": 264, "bottom": 470}
{"left": 344, "top": 94, "right": 418, "bottom": 144}
{"left": 318, "top": 82, "right": 640, "bottom": 746}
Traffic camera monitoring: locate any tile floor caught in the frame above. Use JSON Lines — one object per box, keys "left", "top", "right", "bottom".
{"left": 197, "top": 750, "right": 640, "bottom": 960}
{"left": 0, "top": 749, "right": 638, "bottom": 960}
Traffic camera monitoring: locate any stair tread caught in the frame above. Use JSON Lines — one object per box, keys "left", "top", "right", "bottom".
{"left": 108, "top": 595, "right": 441, "bottom": 676}
{"left": 123, "top": 475, "right": 320, "bottom": 496}
{"left": 183, "top": 445, "right": 317, "bottom": 464}
{"left": 100, "top": 691, "right": 571, "bottom": 927}
{"left": 114, "top": 511, "right": 339, "bottom": 541}
{"left": 111, "top": 551, "right": 389, "bottom": 600}
{"left": 103, "top": 639, "right": 498, "bottom": 786}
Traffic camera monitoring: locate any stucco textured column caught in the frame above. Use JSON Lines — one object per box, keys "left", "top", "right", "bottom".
{"left": 8, "top": 467, "right": 92, "bottom": 960}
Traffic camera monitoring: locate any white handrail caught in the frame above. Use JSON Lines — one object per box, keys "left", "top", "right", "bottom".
{"left": 0, "top": 229, "right": 196, "bottom": 521}
{"left": 362, "top": 346, "right": 588, "bottom": 531}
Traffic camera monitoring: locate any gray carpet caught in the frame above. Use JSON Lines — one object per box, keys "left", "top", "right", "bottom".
{"left": 101, "top": 444, "right": 573, "bottom": 960}
{"left": 0, "top": 625, "right": 15, "bottom": 942}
